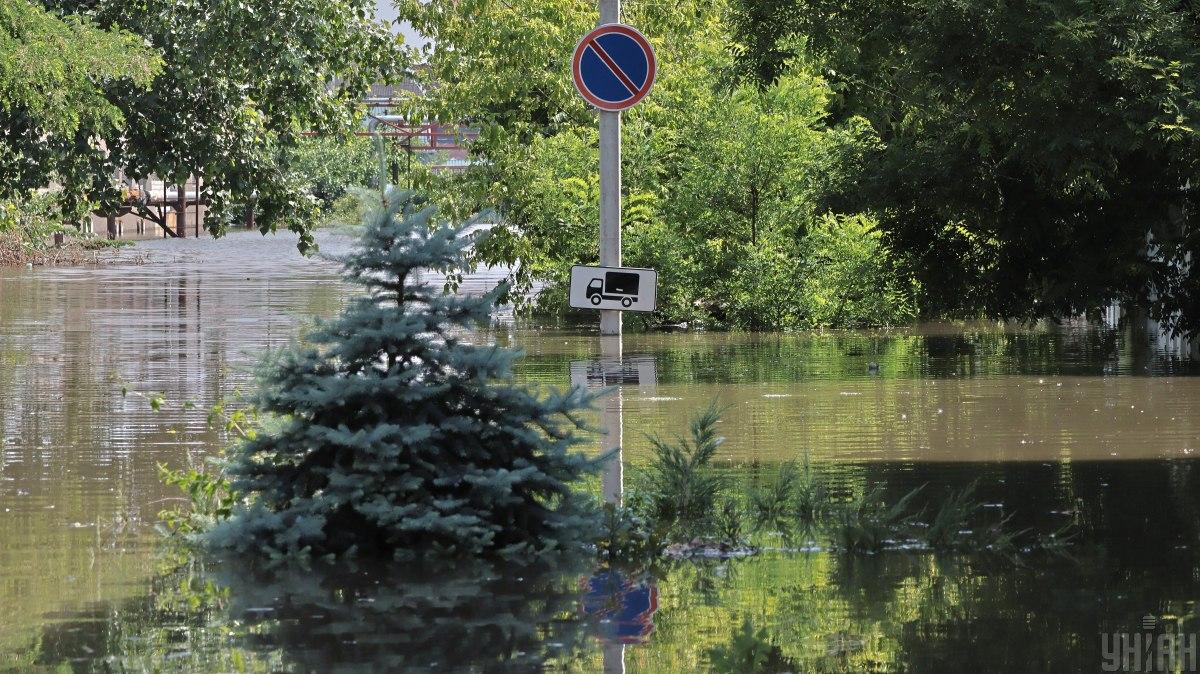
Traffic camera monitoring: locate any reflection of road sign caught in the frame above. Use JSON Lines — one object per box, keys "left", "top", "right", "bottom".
{"left": 572, "top": 24, "right": 657, "bottom": 112}
{"left": 581, "top": 571, "right": 658, "bottom": 644}
{"left": 570, "top": 356, "right": 657, "bottom": 389}
{"left": 570, "top": 265, "right": 657, "bottom": 312}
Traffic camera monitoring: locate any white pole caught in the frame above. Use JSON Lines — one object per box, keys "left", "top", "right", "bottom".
{"left": 597, "top": 7, "right": 625, "bottom": 670}
{"left": 598, "top": 0, "right": 621, "bottom": 336}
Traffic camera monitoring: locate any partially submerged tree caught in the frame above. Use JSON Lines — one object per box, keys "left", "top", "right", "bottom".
{"left": 206, "top": 181, "right": 602, "bottom": 561}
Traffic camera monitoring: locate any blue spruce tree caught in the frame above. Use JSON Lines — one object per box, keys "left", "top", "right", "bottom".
{"left": 205, "top": 186, "right": 601, "bottom": 561}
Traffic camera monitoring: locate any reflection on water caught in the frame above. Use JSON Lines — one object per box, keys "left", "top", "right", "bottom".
{"left": 510, "top": 329, "right": 1200, "bottom": 464}
{"left": 16, "top": 460, "right": 1200, "bottom": 672}
{"left": 1, "top": 231, "right": 1199, "bottom": 671}
{"left": 0, "top": 231, "right": 352, "bottom": 660}
{"left": 23, "top": 555, "right": 598, "bottom": 672}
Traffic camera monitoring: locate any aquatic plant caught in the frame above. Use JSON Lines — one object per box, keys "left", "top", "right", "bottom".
{"left": 918, "top": 482, "right": 1039, "bottom": 554}
{"left": 748, "top": 462, "right": 797, "bottom": 532}
{"left": 1035, "top": 523, "right": 1078, "bottom": 557}
{"left": 597, "top": 503, "right": 666, "bottom": 567}
{"left": 200, "top": 184, "right": 602, "bottom": 561}
{"left": 156, "top": 398, "right": 255, "bottom": 536}
{"left": 791, "top": 456, "right": 829, "bottom": 526}
{"left": 156, "top": 462, "right": 236, "bottom": 537}
{"left": 715, "top": 497, "right": 748, "bottom": 548}
{"left": 923, "top": 481, "right": 984, "bottom": 550}
{"left": 639, "top": 402, "right": 726, "bottom": 537}
{"left": 831, "top": 485, "right": 923, "bottom": 554}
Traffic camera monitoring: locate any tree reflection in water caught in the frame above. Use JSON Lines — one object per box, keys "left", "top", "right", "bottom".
{"left": 27, "top": 553, "right": 601, "bottom": 672}
{"left": 214, "top": 556, "right": 599, "bottom": 672}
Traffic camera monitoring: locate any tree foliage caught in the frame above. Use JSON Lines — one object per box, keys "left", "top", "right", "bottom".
{"left": 0, "top": 0, "right": 160, "bottom": 218}
{"left": 401, "top": 0, "right": 915, "bottom": 329}
{"left": 206, "top": 179, "right": 602, "bottom": 561}
{"left": 286, "top": 135, "right": 378, "bottom": 213}
{"left": 733, "top": 0, "right": 1200, "bottom": 335}
{"left": 18, "top": 0, "right": 404, "bottom": 249}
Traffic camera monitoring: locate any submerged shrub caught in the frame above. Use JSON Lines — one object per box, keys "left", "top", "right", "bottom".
{"left": 924, "top": 481, "right": 984, "bottom": 550}
{"left": 749, "top": 462, "right": 797, "bottom": 532}
{"left": 832, "top": 485, "right": 922, "bottom": 554}
{"left": 639, "top": 402, "right": 726, "bottom": 537}
{"left": 797, "top": 213, "right": 919, "bottom": 329}
{"left": 791, "top": 457, "right": 829, "bottom": 526}
{"left": 715, "top": 497, "right": 747, "bottom": 547}
{"left": 157, "top": 461, "right": 236, "bottom": 536}
{"left": 597, "top": 503, "right": 666, "bottom": 567}
{"left": 203, "top": 185, "right": 601, "bottom": 561}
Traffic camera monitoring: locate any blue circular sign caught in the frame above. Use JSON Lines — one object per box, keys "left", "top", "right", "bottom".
{"left": 572, "top": 24, "right": 657, "bottom": 112}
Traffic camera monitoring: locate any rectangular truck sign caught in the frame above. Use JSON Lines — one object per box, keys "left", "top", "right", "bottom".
{"left": 568, "top": 265, "right": 658, "bottom": 313}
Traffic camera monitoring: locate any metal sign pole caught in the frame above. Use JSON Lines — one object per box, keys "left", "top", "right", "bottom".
{"left": 596, "top": 0, "right": 624, "bottom": 509}
{"left": 598, "top": 5, "right": 624, "bottom": 667}
{"left": 598, "top": 0, "right": 622, "bottom": 337}
{"left": 592, "top": 6, "right": 630, "bottom": 666}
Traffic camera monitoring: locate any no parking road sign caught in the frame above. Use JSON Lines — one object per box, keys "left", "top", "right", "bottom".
{"left": 572, "top": 24, "right": 657, "bottom": 112}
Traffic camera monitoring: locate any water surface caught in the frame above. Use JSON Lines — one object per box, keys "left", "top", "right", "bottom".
{"left": 0, "top": 231, "right": 1198, "bottom": 672}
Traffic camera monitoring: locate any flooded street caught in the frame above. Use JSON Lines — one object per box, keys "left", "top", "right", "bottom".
{"left": 2, "top": 232, "right": 1200, "bottom": 671}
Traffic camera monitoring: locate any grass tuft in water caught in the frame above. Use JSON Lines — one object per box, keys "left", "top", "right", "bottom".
{"left": 597, "top": 503, "right": 666, "bottom": 567}
{"left": 749, "top": 463, "right": 797, "bottom": 532}
{"left": 792, "top": 457, "right": 829, "bottom": 526}
{"left": 715, "top": 498, "right": 747, "bottom": 548}
{"left": 924, "top": 481, "right": 984, "bottom": 550}
{"left": 832, "top": 485, "right": 923, "bottom": 554}
{"left": 640, "top": 401, "right": 726, "bottom": 538}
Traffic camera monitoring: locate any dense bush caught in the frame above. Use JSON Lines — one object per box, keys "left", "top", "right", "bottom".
{"left": 0, "top": 193, "right": 60, "bottom": 239}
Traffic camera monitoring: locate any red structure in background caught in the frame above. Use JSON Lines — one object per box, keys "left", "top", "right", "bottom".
{"left": 308, "top": 93, "right": 480, "bottom": 174}
{"left": 361, "top": 110, "right": 479, "bottom": 173}
{"left": 363, "top": 115, "right": 478, "bottom": 149}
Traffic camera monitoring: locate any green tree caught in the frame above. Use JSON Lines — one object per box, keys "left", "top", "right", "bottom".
{"left": 402, "top": 0, "right": 911, "bottom": 329}
{"left": 205, "top": 181, "right": 602, "bottom": 560}
{"left": 287, "top": 135, "right": 377, "bottom": 212}
{"left": 0, "top": 0, "right": 160, "bottom": 218}
{"left": 733, "top": 0, "right": 1200, "bottom": 336}
{"left": 25, "top": 0, "right": 404, "bottom": 250}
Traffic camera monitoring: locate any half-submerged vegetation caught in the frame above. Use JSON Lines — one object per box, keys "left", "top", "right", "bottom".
{"left": 604, "top": 404, "right": 1075, "bottom": 565}
{"left": 154, "top": 177, "right": 1072, "bottom": 567}
{"left": 163, "top": 181, "right": 604, "bottom": 562}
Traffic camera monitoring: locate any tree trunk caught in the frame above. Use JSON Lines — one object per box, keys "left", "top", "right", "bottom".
{"left": 176, "top": 183, "right": 187, "bottom": 238}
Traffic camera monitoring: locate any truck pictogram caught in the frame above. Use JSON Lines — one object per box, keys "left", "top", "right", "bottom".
{"left": 586, "top": 271, "right": 641, "bottom": 308}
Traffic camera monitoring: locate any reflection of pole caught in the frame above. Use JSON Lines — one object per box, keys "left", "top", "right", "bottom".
{"left": 599, "top": 334, "right": 623, "bottom": 505}
{"left": 598, "top": 0, "right": 622, "bottom": 337}
{"left": 603, "top": 642, "right": 626, "bottom": 674}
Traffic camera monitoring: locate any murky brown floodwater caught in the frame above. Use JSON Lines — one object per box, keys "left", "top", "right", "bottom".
{"left": 1, "top": 230, "right": 1199, "bottom": 672}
